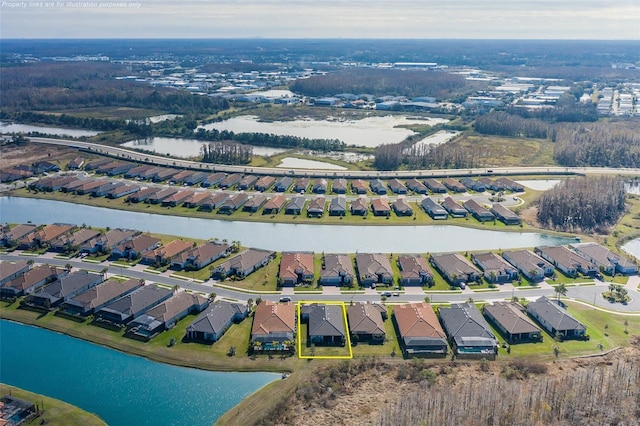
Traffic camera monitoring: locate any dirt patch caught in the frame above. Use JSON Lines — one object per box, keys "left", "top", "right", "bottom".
{"left": 1, "top": 143, "right": 81, "bottom": 168}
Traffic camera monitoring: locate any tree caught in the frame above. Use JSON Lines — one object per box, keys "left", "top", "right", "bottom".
{"left": 209, "top": 292, "right": 217, "bottom": 302}
{"left": 100, "top": 267, "right": 108, "bottom": 279}
{"left": 555, "top": 283, "right": 567, "bottom": 302}
{"left": 64, "top": 263, "right": 73, "bottom": 273}
{"left": 624, "top": 319, "right": 629, "bottom": 334}
{"left": 227, "top": 346, "right": 236, "bottom": 356}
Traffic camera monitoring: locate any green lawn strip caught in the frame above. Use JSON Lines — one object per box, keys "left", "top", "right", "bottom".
{"left": 609, "top": 275, "right": 630, "bottom": 285}
{"left": 0, "top": 384, "right": 107, "bottom": 426}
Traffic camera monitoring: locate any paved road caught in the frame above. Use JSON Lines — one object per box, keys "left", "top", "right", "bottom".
{"left": 3, "top": 254, "right": 639, "bottom": 312}
{"left": 26, "top": 137, "right": 640, "bottom": 179}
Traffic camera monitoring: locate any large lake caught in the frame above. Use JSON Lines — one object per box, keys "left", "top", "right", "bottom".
{"left": 0, "top": 197, "right": 574, "bottom": 253}
{"left": 122, "top": 137, "right": 289, "bottom": 158}
{"left": 199, "top": 115, "right": 448, "bottom": 147}
{"left": 0, "top": 320, "right": 278, "bottom": 426}
{"left": 0, "top": 122, "right": 102, "bottom": 137}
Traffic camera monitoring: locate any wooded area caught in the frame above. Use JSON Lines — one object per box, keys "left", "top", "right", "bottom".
{"left": 536, "top": 176, "right": 626, "bottom": 233}
{"left": 201, "top": 141, "right": 253, "bottom": 165}
{"left": 290, "top": 68, "right": 470, "bottom": 99}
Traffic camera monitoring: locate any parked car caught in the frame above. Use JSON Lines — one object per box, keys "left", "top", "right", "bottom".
{"left": 279, "top": 297, "right": 291, "bottom": 302}
{"left": 381, "top": 292, "right": 392, "bottom": 297}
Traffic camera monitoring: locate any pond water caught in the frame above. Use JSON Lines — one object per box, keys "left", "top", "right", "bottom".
{"left": 626, "top": 181, "right": 640, "bottom": 195}
{"left": 121, "top": 137, "right": 288, "bottom": 158}
{"left": 515, "top": 179, "right": 562, "bottom": 191}
{"left": 413, "top": 130, "right": 459, "bottom": 148}
{"left": 622, "top": 239, "right": 640, "bottom": 260}
{"left": 276, "top": 157, "right": 347, "bottom": 170}
{"left": 0, "top": 319, "right": 278, "bottom": 426}
{"left": 199, "top": 115, "right": 448, "bottom": 147}
{"left": 0, "top": 122, "right": 102, "bottom": 137}
{"left": 0, "top": 197, "right": 574, "bottom": 253}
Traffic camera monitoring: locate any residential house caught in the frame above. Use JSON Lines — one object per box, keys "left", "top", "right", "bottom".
{"left": 279, "top": 252, "right": 315, "bottom": 286}
{"left": 0, "top": 223, "right": 38, "bottom": 248}
{"left": 67, "top": 157, "right": 85, "bottom": 170}
{"left": 106, "top": 184, "right": 139, "bottom": 199}
{"left": 171, "top": 241, "right": 231, "bottom": 270}
{"left": 301, "top": 303, "right": 347, "bottom": 346}
{"left": 126, "top": 187, "right": 162, "bottom": 203}
{"left": 371, "top": 197, "right": 391, "bottom": 216}
{"left": 185, "top": 300, "right": 248, "bottom": 343}
{"left": 84, "top": 158, "right": 113, "bottom": 171}
{"left": 319, "top": 254, "right": 355, "bottom": 286}
{"left": 285, "top": 196, "right": 306, "bottom": 215}
{"left": 526, "top": 296, "right": 587, "bottom": 340}
{"left": 60, "top": 277, "right": 143, "bottom": 317}
{"left": 495, "top": 177, "right": 524, "bottom": 192}
{"left": 397, "top": 255, "right": 433, "bottom": 286}
{"left": 328, "top": 196, "right": 347, "bottom": 216}
{"left": 262, "top": 194, "right": 287, "bottom": 214}
{"left": 26, "top": 270, "right": 103, "bottom": 309}
{"left": 19, "top": 223, "right": 75, "bottom": 249}
{"left": 312, "top": 178, "right": 328, "bottom": 194}
{"left": 355, "top": 253, "right": 394, "bottom": 287}
{"left": 161, "top": 190, "right": 193, "bottom": 207}
{"left": 570, "top": 243, "right": 638, "bottom": 276}
{"left": 30, "top": 175, "right": 77, "bottom": 192}
{"left": 91, "top": 181, "right": 126, "bottom": 197}
{"left": 169, "top": 170, "right": 195, "bottom": 185}
{"left": 439, "top": 303, "right": 499, "bottom": 359}
{"left": 350, "top": 196, "right": 369, "bottom": 216}
{"left": 152, "top": 168, "right": 180, "bottom": 183}
{"left": 243, "top": 194, "right": 268, "bottom": 212}
{"left": 60, "top": 177, "right": 90, "bottom": 193}
{"left": 392, "top": 198, "right": 413, "bottom": 216}
{"left": 251, "top": 301, "right": 296, "bottom": 349}
{"left": 348, "top": 302, "right": 387, "bottom": 344}
{"left": 83, "top": 228, "right": 139, "bottom": 254}
{"left": 94, "top": 284, "right": 174, "bottom": 326}
{"left": 421, "top": 197, "right": 448, "bottom": 220}
{"left": 534, "top": 246, "right": 598, "bottom": 278}
{"left": 331, "top": 178, "right": 347, "bottom": 194}
{"left": 351, "top": 179, "right": 368, "bottom": 194}
{"left": 201, "top": 172, "right": 227, "bottom": 187}
{"left": 393, "top": 303, "right": 448, "bottom": 356}
{"left": 370, "top": 179, "right": 387, "bottom": 195}
{"left": 483, "top": 302, "right": 542, "bottom": 343}
{"left": 479, "top": 177, "right": 503, "bottom": 191}
{"left": 72, "top": 179, "right": 106, "bottom": 195}
{"left": 293, "top": 177, "right": 311, "bottom": 193}
{"left": 463, "top": 199, "right": 495, "bottom": 222}
{"left": 50, "top": 228, "right": 101, "bottom": 253}
{"left": 218, "top": 192, "right": 249, "bottom": 214}
{"left": 110, "top": 234, "right": 161, "bottom": 260}
{"left": 183, "top": 192, "right": 212, "bottom": 208}
{"left": 442, "top": 197, "right": 468, "bottom": 217}
{"left": 459, "top": 177, "right": 486, "bottom": 192}
{"left": 184, "top": 172, "right": 210, "bottom": 186}
{"left": 198, "top": 192, "right": 230, "bottom": 211}
{"left": 388, "top": 178, "right": 408, "bottom": 194}
{"left": 128, "top": 291, "right": 210, "bottom": 340}
{"left": 424, "top": 178, "right": 447, "bottom": 193}
{"left": 501, "top": 249, "right": 554, "bottom": 282}
{"left": 124, "top": 164, "right": 154, "bottom": 179}
{"left": 1, "top": 265, "right": 64, "bottom": 300}
{"left": 442, "top": 178, "right": 466, "bottom": 193}
{"left": 491, "top": 204, "right": 521, "bottom": 225}
{"left": 138, "top": 166, "right": 166, "bottom": 181}
{"left": 146, "top": 187, "right": 180, "bottom": 204}
{"left": 211, "top": 248, "right": 275, "bottom": 279}
{"left": 430, "top": 253, "right": 481, "bottom": 286}
{"left": 237, "top": 175, "right": 259, "bottom": 190}
{"left": 273, "top": 176, "right": 293, "bottom": 192}
{"left": 254, "top": 175, "right": 276, "bottom": 192}
{"left": 0, "top": 260, "right": 30, "bottom": 286}
{"left": 141, "top": 240, "right": 193, "bottom": 266}
{"left": 218, "top": 173, "right": 243, "bottom": 189}
{"left": 406, "top": 178, "right": 427, "bottom": 194}
{"left": 471, "top": 252, "right": 519, "bottom": 283}
{"left": 306, "top": 196, "right": 325, "bottom": 217}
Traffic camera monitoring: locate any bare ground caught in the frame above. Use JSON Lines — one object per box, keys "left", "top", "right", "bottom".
{"left": 0, "top": 143, "right": 80, "bottom": 168}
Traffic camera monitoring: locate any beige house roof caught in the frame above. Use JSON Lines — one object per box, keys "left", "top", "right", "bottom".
{"left": 251, "top": 301, "right": 296, "bottom": 338}
{"left": 393, "top": 303, "right": 446, "bottom": 338}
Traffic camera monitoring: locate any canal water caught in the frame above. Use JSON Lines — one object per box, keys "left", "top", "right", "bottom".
{"left": 0, "top": 197, "right": 574, "bottom": 253}
{"left": 0, "top": 319, "right": 278, "bottom": 426}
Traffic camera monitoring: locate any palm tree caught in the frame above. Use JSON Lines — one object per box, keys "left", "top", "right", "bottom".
{"left": 64, "top": 263, "right": 73, "bottom": 273}
{"left": 555, "top": 283, "right": 567, "bottom": 302}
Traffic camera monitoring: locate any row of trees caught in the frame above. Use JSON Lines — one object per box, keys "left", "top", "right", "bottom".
{"left": 536, "top": 176, "right": 626, "bottom": 232}
{"left": 473, "top": 111, "right": 551, "bottom": 139}
{"left": 374, "top": 140, "right": 477, "bottom": 170}
{"left": 193, "top": 128, "right": 346, "bottom": 152}
{"left": 290, "top": 68, "right": 468, "bottom": 99}
{"left": 200, "top": 141, "right": 253, "bottom": 165}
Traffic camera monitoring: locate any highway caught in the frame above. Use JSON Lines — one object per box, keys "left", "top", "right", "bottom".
{"left": 2, "top": 254, "right": 638, "bottom": 313}
{"left": 28, "top": 137, "right": 640, "bottom": 179}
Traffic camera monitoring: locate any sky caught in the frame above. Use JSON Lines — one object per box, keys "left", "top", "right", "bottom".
{"left": 1, "top": 0, "right": 639, "bottom": 39}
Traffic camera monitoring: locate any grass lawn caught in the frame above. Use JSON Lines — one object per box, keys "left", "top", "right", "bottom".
{"left": 351, "top": 307, "right": 400, "bottom": 358}
{"left": 0, "top": 384, "right": 107, "bottom": 426}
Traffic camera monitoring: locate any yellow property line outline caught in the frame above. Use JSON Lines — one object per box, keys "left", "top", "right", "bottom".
{"left": 296, "top": 301, "right": 353, "bottom": 359}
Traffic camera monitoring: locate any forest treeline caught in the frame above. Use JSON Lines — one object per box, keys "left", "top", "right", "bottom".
{"left": 200, "top": 141, "right": 252, "bottom": 165}
{"left": 374, "top": 140, "right": 477, "bottom": 170}
{"left": 536, "top": 176, "right": 626, "bottom": 233}
{"left": 0, "top": 111, "right": 150, "bottom": 135}
{"left": 0, "top": 63, "right": 228, "bottom": 114}
{"left": 290, "top": 68, "right": 469, "bottom": 99}
{"left": 192, "top": 128, "right": 346, "bottom": 152}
